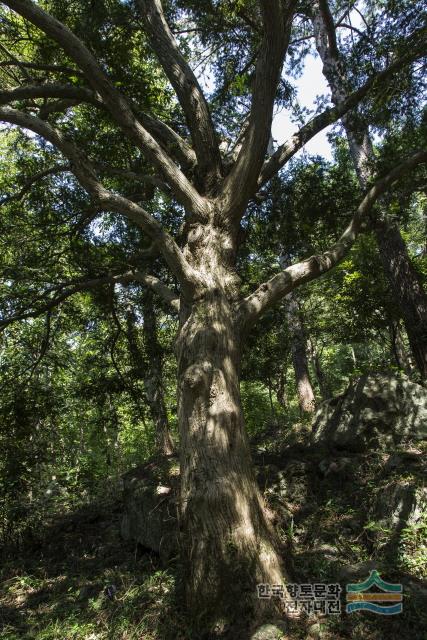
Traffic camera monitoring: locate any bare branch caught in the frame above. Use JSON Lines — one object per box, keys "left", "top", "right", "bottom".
{"left": 317, "top": 0, "right": 339, "bottom": 57}
{"left": 132, "top": 272, "right": 180, "bottom": 311}
{"left": 0, "top": 83, "right": 103, "bottom": 107}
{"left": 138, "top": 111, "right": 197, "bottom": 171}
{"left": 0, "top": 42, "right": 34, "bottom": 82}
{"left": 136, "top": 0, "right": 221, "bottom": 187}
{"left": 3, "top": 0, "right": 208, "bottom": 217}
{"left": 0, "top": 270, "right": 179, "bottom": 330}
{"left": 337, "top": 23, "right": 368, "bottom": 40}
{"left": 93, "top": 162, "right": 168, "bottom": 193}
{"left": 240, "top": 150, "right": 427, "bottom": 329}
{"left": 0, "top": 106, "right": 199, "bottom": 295}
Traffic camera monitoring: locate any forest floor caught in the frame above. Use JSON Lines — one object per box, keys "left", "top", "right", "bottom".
{"left": 0, "top": 498, "right": 185, "bottom": 640}
{"left": 1, "top": 434, "right": 426, "bottom": 639}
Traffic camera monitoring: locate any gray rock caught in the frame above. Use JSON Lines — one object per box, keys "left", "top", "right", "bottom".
{"left": 312, "top": 373, "right": 427, "bottom": 451}
{"left": 373, "top": 482, "right": 427, "bottom": 530}
{"left": 307, "top": 622, "right": 321, "bottom": 639}
{"left": 121, "top": 456, "right": 179, "bottom": 562}
{"left": 250, "top": 622, "right": 287, "bottom": 640}
{"left": 336, "top": 560, "right": 378, "bottom": 583}
{"left": 270, "top": 461, "right": 309, "bottom": 504}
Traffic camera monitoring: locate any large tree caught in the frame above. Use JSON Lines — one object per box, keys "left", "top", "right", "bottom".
{"left": 0, "top": 0, "right": 426, "bottom": 632}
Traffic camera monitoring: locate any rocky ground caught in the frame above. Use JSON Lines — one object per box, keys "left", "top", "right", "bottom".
{"left": 1, "top": 373, "right": 426, "bottom": 639}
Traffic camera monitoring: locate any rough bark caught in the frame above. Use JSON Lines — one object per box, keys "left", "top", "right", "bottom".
{"left": 286, "top": 295, "right": 316, "bottom": 414}
{"left": 176, "top": 234, "right": 286, "bottom": 632}
{"left": 2, "top": 2, "right": 427, "bottom": 633}
{"left": 376, "top": 219, "right": 427, "bottom": 377}
{"left": 311, "top": 0, "right": 427, "bottom": 379}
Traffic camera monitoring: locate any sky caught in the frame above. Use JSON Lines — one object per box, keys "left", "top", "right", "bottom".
{"left": 196, "top": 49, "right": 335, "bottom": 162}
{"left": 195, "top": 7, "right": 367, "bottom": 163}
{"left": 272, "top": 54, "right": 334, "bottom": 161}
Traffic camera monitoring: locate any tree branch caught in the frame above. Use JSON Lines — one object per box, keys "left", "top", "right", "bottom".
{"left": 3, "top": 0, "right": 208, "bottom": 217}
{"left": 220, "top": 0, "right": 296, "bottom": 219}
{"left": 0, "top": 60, "right": 84, "bottom": 76}
{"left": 240, "top": 150, "right": 427, "bottom": 329}
{"left": 0, "top": 83, "right": 102, "bottom": 107}
{"left": 317, "top": 0, "right": 339, "bottom": 57}
{"left": 0, "top": 82, "right": 196, "bottom": 170}
{"left": 0, "top": 270, "right": 179, "bottom": 330}
{"left": 0, "top": 163, "right": 69, "bottom": 205}
{"left": 259, "top": 37, "right": 427, "bottom": 187}
{"left": 135, "top": 0, "right": 221, "bottom": 187}
{"left": 0, "top": 106, "right": 199, "bottom": 296}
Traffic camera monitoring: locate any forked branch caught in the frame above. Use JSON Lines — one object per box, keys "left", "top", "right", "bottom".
{"left": 0, "top": 106, "right": 199, "bottom": 296}
{"left": 259, "top": 33, "right": 427, "bottom": 186}
{"left": 3, "top": 0, "right": 207, "bottom": 216}
{"left": 220, "top": 0, "right": 296, "bottom": 218}
{"left": 136, "top": 0, "right": 221, "bottom": 186}
{"left": 0, "top": 83, "right": 196, "bottom": 170}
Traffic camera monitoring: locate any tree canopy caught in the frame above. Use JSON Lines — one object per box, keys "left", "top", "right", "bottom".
{"left": 0, "top": 0, "right": 426, "bottom": 637}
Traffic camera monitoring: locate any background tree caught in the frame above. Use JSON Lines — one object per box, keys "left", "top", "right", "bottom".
{"left": 310, "top": 0, "right": 427, "bottom": 379}
{"left": 0, "top": 0, "right": 426, "bottom": 633}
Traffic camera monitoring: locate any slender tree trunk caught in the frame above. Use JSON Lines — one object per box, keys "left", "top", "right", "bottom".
{"left": 275, "top": 368, "right": 287, "bottom": 408}
{"left": 176, "top": 243, "right": 286, "bottom": 632}
{"left": 350, "top": 345, "right": 357, "bottom": 369}
{"left": 390, "top": 320, "right": 412, "bottom": 374}
{"left": 126, "top": 293, "right": 174, "bottom": 456}
{"left": 285, "top": 294, "right": 316, "bottom": 413}
{"left": 309, "top": 338, "right": 330, "bottom": 399}
{"left": 312, "top": 1, "right": 427, "bottom": 380}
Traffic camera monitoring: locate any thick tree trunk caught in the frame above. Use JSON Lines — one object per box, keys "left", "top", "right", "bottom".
{"left": 375, "top": 220, "right": 427, "bottom": 378}
{"left": 312, "top": 1, "right": 427, "bottom": 380}
{"left": 126, "top": 293, "right": 174, "bottom": 456}
{"left": 176, "top": 285, "right": 285, "bottom": 631}
{"left": 286, "top": 294, "right": 316, "bottom": 414}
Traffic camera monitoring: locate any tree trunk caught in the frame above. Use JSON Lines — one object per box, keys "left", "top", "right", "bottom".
{"left": 126, "top": 293, "right": 174, "bottom": 456}
{"left": 312, "top": 1, "right": 427, "bottom": 380}
{"left": 375, "top": 220, "right": 427, "bottom": 378}
{"left": 390, "top": 320, "right": 412, "bottom": 374}
{"left": 176, "top": 286, "right": 285, "bottom": 632}
{"left": 275, "top": 368, "right": 287, "bottom": 408}
{"left": 309, "top": 338, "right": 330, "bottom": 399}
{"left": 286, "top": 294, "right": 316, "bottom": 414}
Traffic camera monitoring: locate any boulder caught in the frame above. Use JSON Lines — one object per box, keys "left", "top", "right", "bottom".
{"left": 312, "top": 373, "right": 427, "bottom": 451}
{"left": 250, "top": 622, "right": 287, "bottom": 640}
{"left": 373, "top": 481, "right": 427, "bottom": 531}
{"left": 120, "top": 456, "right": 179, "bottom": 562}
